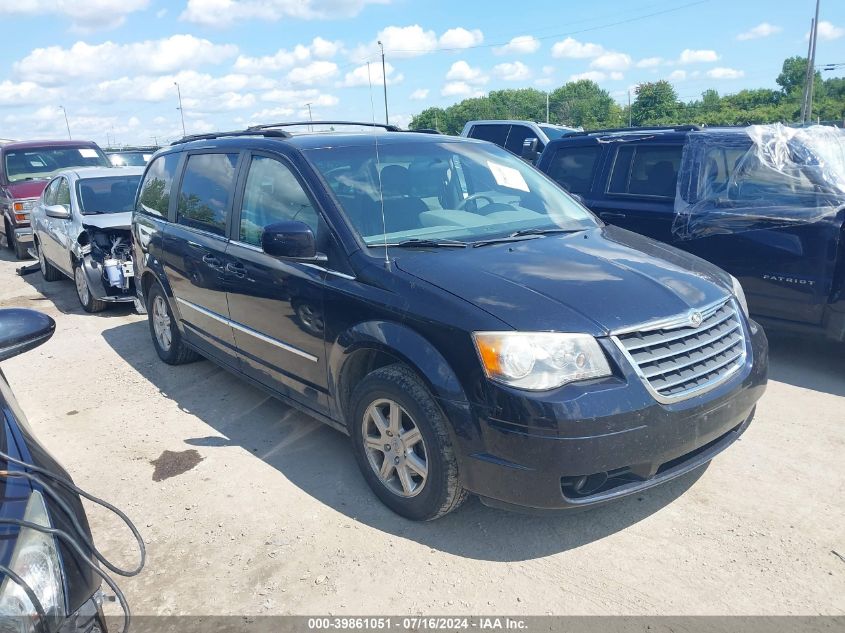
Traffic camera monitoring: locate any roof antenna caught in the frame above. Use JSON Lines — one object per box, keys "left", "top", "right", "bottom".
{"left": 367, "top": 61, "right": 390, "bottom": 268}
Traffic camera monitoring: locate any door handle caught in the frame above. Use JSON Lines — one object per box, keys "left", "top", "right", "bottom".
{"left": 202, "top": 254, "right": 220, "bottom": 266}
{"left": 225, "top": 262, "right": 246, "bottom": 278}
{"left": 599, "top": 212, "right": 627, "bottom": 220}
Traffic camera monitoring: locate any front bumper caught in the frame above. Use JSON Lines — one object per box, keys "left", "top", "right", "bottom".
{"left": 59, "top": 592, "right": 107, "bottom": 633}
{"left": 12, "top": 226, "right": 32, "bottom": 246}
{"left": 457, "top": 319, "right": 768, "bottom": 511}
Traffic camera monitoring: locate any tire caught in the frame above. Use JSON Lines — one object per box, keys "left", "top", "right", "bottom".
{"left": 74, "top": 262, "right": 107, "bottom": 313}
{"left": 146, "top": 283, "right": 200, "bottom": 365}
{"left": 35, "top": 241, "right": 63, "bottom": 282}
{"left": 10, "top": 230, "right": 30, "bottom": 260}
{"left": 348, "top": 364, "right": 467, "bottom": 521}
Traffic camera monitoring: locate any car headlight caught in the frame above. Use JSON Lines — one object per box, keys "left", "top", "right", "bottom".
{"left": 473, "top": 332, "right": 612, "bottom": 390}
{"left": 0, "top": 490, "right": 66, "bottom": 633}
{"left": 12, "top": 200, "right": 35, "bottom": 212}
{"left": 730, "top": 275, "right": 749, "bottom": 318}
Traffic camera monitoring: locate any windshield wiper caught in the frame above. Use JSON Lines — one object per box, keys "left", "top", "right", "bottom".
{"left": 389, "top": 238, "right": 467, "bottom": 248}
{"left": 472, "top": 227, "right": 585, "bottom": 247}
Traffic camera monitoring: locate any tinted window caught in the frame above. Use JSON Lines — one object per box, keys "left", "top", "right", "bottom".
{"left": 608, "top": 145, "right": 683, "bottom": 198}
{"left": 239, "top": 156, "right": 319, "bottom": 246}
{"left": 505, "top": 125, "right": 538, "bottom": 155}
{"left": 547, "top": 146, "right": 602, "bottom": 194}
{"left": 468, "top": 124, "right": 510, "bottom": 147}
{"left": 3, "top": 146, "right": 110, "bottom": 183}
{"left": 77, "top": 176, "right": 142, "bottom": 215}
{"left": 176, "top": 153, "right": 239, "bottom": 236}
{"left": 137, "top": 153, "right": 180, "bottom": 217}
{"left": 56, "top": 178, "right": 71, "bottom": 208}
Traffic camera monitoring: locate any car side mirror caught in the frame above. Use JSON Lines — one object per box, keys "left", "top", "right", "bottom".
{"left": 45, "top": 204, "right": 71, "bottom": 220}
{"left": 0, "top": 309, "right": 55, "bottom": 363}
{"left": 521, "top": 138, "right": 540, "bottom": 162}
{"left": 261, "top": 221, "right": 324, "bottom": 260}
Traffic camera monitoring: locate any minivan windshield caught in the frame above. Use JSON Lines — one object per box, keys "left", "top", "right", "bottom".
{"left": 4, "top": 146, "right": 111, "bottom": 183}
{"left": 77, "top": 175, "right": 142, "bottom": 215}
{"left": 305, "top": 140, "right": 599, "bottom": 245}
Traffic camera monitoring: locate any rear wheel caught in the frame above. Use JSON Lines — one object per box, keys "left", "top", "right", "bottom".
{"left": 349, "top": 364, "right": 467, "bottom": 520}
{"left": 74, "top": 263, "right": 107, "bottom": 313}
{"left": 36, "top": 241, "right": 63, "bottom": 282}
{"left": 146, "top": 283, "right": 200, "bottom": 365}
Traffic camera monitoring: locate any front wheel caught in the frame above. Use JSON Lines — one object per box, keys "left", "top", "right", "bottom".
{"left": 74, "top": 263, "right": 107, "bottom": 313}
{"left": 349, "top": 364, "right": 467, "bottom": 520}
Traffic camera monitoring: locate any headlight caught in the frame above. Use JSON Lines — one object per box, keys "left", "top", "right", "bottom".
{"left": 12, "top": 200, "right": 35, "bottom": 213}
{"left": 730, "top": 275, "right": 749, "bottom": 318}
{"left": 473, "top": 332, "right": 612, "bottom": 390}
{"left": 0, "top": 491, "right": 66, "bottom": 632}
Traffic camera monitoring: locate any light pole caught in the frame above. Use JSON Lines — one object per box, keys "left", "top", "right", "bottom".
{"left": 59, "top": 105, "right": 71, "bottom": 139}
{"left": 377, "top": 40, "right": 389, "bottom": 125}
{"left": 305, "top": 102, "right": 313, "bottom": 131}
{"left": 174, "top": 82, "right": 186, "bottom": 137}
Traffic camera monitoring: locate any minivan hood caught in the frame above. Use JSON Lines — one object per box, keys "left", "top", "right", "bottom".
{"left": 81, "top": 211, "right": 131, "bottom": 230}
{"left": 395, "top": 225, "right": 732, "bottom": 335}
{"left": 4, "top": 180, "right": 48, "bottom": 199}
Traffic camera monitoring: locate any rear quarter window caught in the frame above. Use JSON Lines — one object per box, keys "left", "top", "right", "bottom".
{"left": 546, "top": 146, "right": 602, "bottom": 195}
{"left": 608, "top": 144, "right": 683, "bottom": 199}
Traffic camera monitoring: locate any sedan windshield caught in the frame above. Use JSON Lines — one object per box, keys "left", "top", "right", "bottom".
{"left": 108, "top": 152, "right": 152, "bottom": 167}
{"left": 4, "top": 146, "right": 111, "bottom": 183}
{"left": 305, "top": 140, "right": 599, "bottom": 245}
{"left": 77, "top": 175, "right": 142, "bottom": 214}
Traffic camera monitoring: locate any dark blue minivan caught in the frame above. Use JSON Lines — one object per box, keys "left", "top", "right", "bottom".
{"left": 132, "top": 122, "right": 768, "bottom": 520}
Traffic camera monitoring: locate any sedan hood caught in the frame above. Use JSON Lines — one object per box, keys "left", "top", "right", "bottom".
{"left": 4, "top": 180, "right": 48, "bottom": 199}
{"left": 395, "top": 225, "right": 732, "bottom": 335}
{"left": 81, "top": 211, "right": 132, "bottom": 230}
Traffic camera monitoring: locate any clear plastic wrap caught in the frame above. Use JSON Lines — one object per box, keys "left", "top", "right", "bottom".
{"left": 673, "top": 124, "right": 845, "bottom": 240}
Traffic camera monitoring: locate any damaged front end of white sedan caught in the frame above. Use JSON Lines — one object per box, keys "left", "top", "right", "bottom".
{"left": 74, "top": 215, "right": 137, "bottom": 311}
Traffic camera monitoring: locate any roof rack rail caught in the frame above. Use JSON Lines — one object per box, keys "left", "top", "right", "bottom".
{"left": 248, "top": 121, "right": 403, "bottom": 132}
{"left": 170, "top": 129, "right": 291, "bottom": 145}
{"left": 408, "top": 128, "right": 442, "bottom": 135}
{"left": 563, "top": 125, "right": 701, "bottom": 137}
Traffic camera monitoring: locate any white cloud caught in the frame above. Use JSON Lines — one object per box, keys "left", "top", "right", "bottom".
{"left": 409, "top": 88, "right": 429, "bottom": 100}
{"left": 812, "top": 21, "right": 844, "bottom": 41}
{"left": 310, "top": 36, "right": 344, "bottom": 58}
{"left": 234, "top": 37, "right": 341, "bottom": 73}
{"left": 542, "top": 65, "right": 555, "bottom": 75}
{"left": 340, "top": 62, "right": 403, "bottom": 87}
{"left": 494, "top": 35, "right": 540, "bottom": 56}
{"left": 0, "top": 80, "right": 58, "bottom": 105}
{"left": 180, "top": 0, "right": 390, "bottom": 27}
{"left": 590, "top": 52, "right": 631, "bottom": 72}
{"left": 668, "top": 70, "right": 687, "bottom": 81}
{"left": 445, "top": 60, "right": 486, "bottom": 84}
{"left": 569, "top": 71, "right": 606, "bottom": 82}
{"left": 362, "top": 24, "right": 438, "bottom": 58}
{"left": 15, "top": 35, "right": 238, "bottom": 85}
{"left": 678, "top": 49, "right": 719, "bottom": 64}
{"left": 736, "top": 22, "right": 782, "bottom": 41}
{"left": 441, "top": 81, "right": 483, "bottom": 97}
{"left": 0, "top": 0, "right": 149, "bottom": 31}
{"left": 438, "top": 28, "right": 483, "bottom": 49}
{"left": 492, "top": 61, "right": 532, "bottom": 81}
{"left": 636, "top": 57, "right": 664, "bottom": 68}
{"left": 706, "top": 67, "right": 744, "bottom": 79}
{"left": 286, "top": 61, "right": 339, "bottom": 86}
{"left": 551, "top": 37, "right": 604, "bottom": 59}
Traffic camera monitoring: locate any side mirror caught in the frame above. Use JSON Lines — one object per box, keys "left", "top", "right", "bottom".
{"left": 261, "top": 221, "right": 321, "bottom": 260}
{"left": 45, "top": 204, "right": 71, "bottom": 220}
{"left": 0, "top": 309, "right": 55, "bottom": 362}
{"left": 521, "top": 138, "right": 540, "bottom": 162}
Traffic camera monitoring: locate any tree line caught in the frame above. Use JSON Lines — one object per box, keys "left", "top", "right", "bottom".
{"left": 409, "top": 57, "right": 845, "bottom": 134}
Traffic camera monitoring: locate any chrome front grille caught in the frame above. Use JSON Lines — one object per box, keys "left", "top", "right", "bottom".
{"left": 614, "top": 298, "right": 746, "bottom": 401}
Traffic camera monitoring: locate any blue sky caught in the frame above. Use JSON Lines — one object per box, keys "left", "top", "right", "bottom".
{"left": 0, "top": 0, "right": 843, "bottom": 146}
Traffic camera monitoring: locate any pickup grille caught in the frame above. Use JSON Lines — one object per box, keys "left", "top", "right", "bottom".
{"left": 615, "top": 299, "right": 746, "bottom": 401}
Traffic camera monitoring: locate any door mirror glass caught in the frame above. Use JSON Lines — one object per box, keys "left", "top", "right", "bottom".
{"left": 0, "top": 309, "right": 55, "bottom": 362}
{"left": 522, "top": 137, "right": 540, "bottom": 162}
{"left": 45, "top": 204, "right": 71, "bottom": 219}
{"left": 261, "top": 221, "right": 318, "bottom": 259}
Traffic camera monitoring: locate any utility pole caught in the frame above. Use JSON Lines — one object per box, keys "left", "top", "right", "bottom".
{"left": 546, "top": 92, "right": 550, "bottom": 124}
{"left": 801, "top": 0, "right": 821, "bottom": 124}
{"left": 59, "top": 105, "right": 71, "bottom": 139}
{"left": 627, "top": 91, "right": 632, "bottom": 127}
{"left": 174, "top": 82, "right": 186, "bottom": 137}
{"left": 377, "top": 40, "right": 389, "bottom": 125}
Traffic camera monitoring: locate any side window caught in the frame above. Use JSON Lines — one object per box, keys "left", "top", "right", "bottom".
{"left": 608, "top": 145, "right": 683, "bottom": 198}
{"left": 504, "top": 125, "right": 535, "bottom": 155}
{"left": 42, "top": 178, "right": 60, "bottom": 206}
{"left": 176, "top": 153, "right": 239, "bottom": 237}
{"left": 468, "top": 124, "right": 510, "bottom": 148}
{"left": 239, "top": 156, "right": 319, "bottom": 246}
{"left": 546, "top": 146, "right": 602, "bottom": 194}
{"left": 137, "top": 153, "right": 180, "bottom": 217}
{"left": 55, "top": 178, "right": 71, "bottom": 209}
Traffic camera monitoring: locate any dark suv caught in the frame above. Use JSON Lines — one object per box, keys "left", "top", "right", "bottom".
{"left": 132, "top": 122, "right": 767, "bottom": 520}
{"left": 537, "top": 124, "right": 845, "bottom": 341}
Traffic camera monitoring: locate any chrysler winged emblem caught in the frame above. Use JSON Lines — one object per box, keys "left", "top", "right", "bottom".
{"left": 689, "top": 311, "right": 703, "bottom": 328}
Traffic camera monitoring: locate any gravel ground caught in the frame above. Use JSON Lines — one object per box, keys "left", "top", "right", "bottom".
{"left": 1, "top": 246, "right": 843, "bottom": 617}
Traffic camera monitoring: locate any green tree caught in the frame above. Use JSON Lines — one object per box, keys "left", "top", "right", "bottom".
{"left": 549, "top": 80, "right": 623, "bottom": 129}
{"left": 409, "top": 107, "right": 449, "bottom": 132}
{"left": 631, "top": 80, "right": 679, "bottom": 125}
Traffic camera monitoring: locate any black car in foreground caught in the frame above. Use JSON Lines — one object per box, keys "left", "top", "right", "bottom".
{"left": 133, "top": 122, "right": 768, "bottom": 520}
{"left": 0, "top": 309, "right": 143, "bottom": 631}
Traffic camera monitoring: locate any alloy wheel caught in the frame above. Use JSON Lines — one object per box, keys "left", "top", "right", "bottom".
{"left": 362, "top": 398, "right": 428, "bottom": 498}
{"left": 152, "top": 295, "right": 172, "bottom": 352}
{"left": 74, "top": 266, "right": 90, "bottom": 306}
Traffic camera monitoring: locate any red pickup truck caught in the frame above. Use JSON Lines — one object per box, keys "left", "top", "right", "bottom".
{"left": 0, "top": 140, "right": 111, "bottom": 258}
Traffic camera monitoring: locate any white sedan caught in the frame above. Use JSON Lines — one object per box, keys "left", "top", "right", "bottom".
{"left": 30, "top": 166, "right": 144, "bottom": 312}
